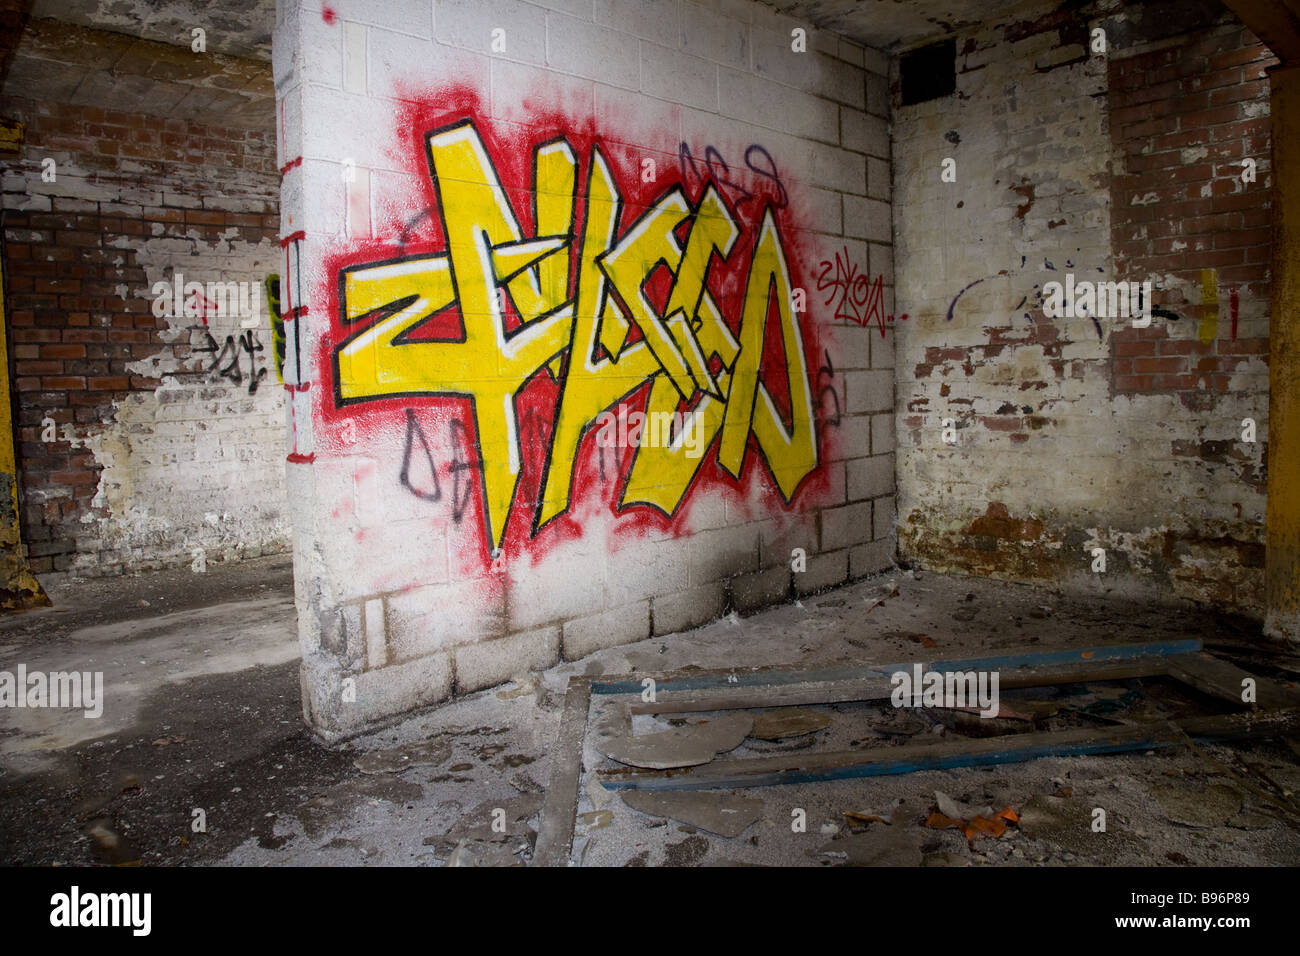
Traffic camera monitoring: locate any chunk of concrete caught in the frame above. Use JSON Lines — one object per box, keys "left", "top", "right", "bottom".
{"left": 620, "top": 790, "right": 765, "bottom": 838}
{"left": 750, "top": 708, "right": 832, "bottom": 740}
{"left": 577, "top": 809, "right": 613, "bottom": 832}
{"left": 444, "top": 838, "right": 528, "bottom": 867}
{"left": 596, "top": 713, "right": 753, "bottom": 770}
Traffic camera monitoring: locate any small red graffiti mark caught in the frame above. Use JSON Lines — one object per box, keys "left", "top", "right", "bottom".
{"left": 816, "top": 246, "right": 907, "bottom": 337}
{"left": 322, "top": 6, "right": 337, "bottom": 25}
{"left": 186, "top": 290, "right": 219, "bottom": 326}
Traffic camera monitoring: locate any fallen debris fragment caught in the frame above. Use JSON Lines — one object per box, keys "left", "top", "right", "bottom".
{"left": 925, "top": 808, "right": 1017, "bottom": 845}
{"left": 925, "top": 792, "right": 1019, "bottom": 846}
{"left": 595, "top": 709, "right": 752, "bottom": 770}
{"left": 496, "top": 675, "right": 539, "bottom": 700}
{"left": 352, "top": 738, "right": 452, "bottom": 775}
{"left": 843, "top": 810, "right": 888, "bottom": 828}
{"left": 585, "top": 774, "right": 614, "bottom": 810}
{"left": 577, "top": 809, "right": 613, "bottom": 831}
{"left": 444, "top": 838, "right": 528, "bottom": 867}
{"left": 864, "top": 581, "right": 900, "bottom": 615}
{"left": 434, "top": 794, "right": 545, "bottom": 857}
{"left": 818, "top": 827, "right": 922, "bottom": 866}
{"left": 750, "top": 708, "right": 832, "bottom": 740}
{"left": 620, "top": 790, "right": 764, "bottom": 838}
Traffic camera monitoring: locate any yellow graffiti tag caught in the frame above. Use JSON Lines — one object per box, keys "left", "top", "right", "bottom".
{"left": 335, "top": 119, "right": 818, "bottom": 556}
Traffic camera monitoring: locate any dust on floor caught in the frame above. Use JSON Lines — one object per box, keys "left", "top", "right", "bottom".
{"left": 1, "top": 557, "right": 1297, "bottom": 866}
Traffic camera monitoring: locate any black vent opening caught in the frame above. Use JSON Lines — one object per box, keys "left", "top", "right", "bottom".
{"left": 900, "top": 39, "right": 957, "bottom": 106}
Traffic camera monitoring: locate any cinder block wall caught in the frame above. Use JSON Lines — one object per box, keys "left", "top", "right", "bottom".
{"left": 893, "top": 3, "right": 1274, "bottom": 614}
{"left": 275, "top": 0, "right": 897, "bottom": 740}
{"left": 1, "top": 23, "right": 289, "bottom": 577}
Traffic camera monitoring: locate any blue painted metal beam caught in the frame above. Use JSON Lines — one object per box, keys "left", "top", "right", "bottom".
{"left": 598, "top": 708, "right": 1296, "bottom": 792}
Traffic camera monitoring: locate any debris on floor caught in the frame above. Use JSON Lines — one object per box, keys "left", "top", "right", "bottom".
{"left": 749, "top": 708, "right": 832, "bottom": 740}
{"left": 1016, "top": 794, "right": 1092, "bottom": 842}
{"left": 594, "top": 710, "right": 752, "bottom": 770}
{"left": 423, "top": 794, "right": 544, "bottom": 867}
{"left": 818, "top": 826, "right": 923, "bottom": 867}
{"left": 6, "top": 564, "right": 1300, "bottom": 868}
{"left": 352, "top": 737, "right": 452, "bottom": 775}
{"left": 619, "top": 791, "right": 765, "bottom": 838}
{"left": 925, "top": 796, "right": 1019, "bottom": 847}
{"left": 1149, "top": 781, "right": 1244, "bottom": 829}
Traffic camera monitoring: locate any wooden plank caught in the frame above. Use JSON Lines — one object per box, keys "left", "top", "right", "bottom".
{"left": 1220, "top": 0, "right": 1300, "bottom": 63}
{"left": 630, "top": 658, "right": 1171, "bottom": 715}
{"left": 598, "top": 710, "right": 1300, "bottom": 791}
{"left": 592, "top": 638, "right": 1203, "bottom": 698}
{"left": 532, "top": 677, "right": 591, "bottom": 867}
{"left": 1167, "top": 652, "right": 1300, "bottom": 711}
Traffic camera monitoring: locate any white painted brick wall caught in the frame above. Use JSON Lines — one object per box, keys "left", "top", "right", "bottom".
{"left": 454, "top": 626, "right": 560, "bottom": 693}
{"left": 844, "top": 369, "right": 894, "bottom": 413}
{"left": 847, "top": 454, "right": 893, "bottom": 502}
{"left": 731, "top": 564, "right": 790, "bottom": 612}
{"left": 795, "top": 547, "right": 848, "bottom": 594}
{"left": 281, "top": 0, "right": 898, "bottom": 738}
{"left": 652, "top": 580, "right": 726, "bottom": 634}
{"left": 563, "top": 600, "right": 651, "bottom": 659}
{"left": 821, "top": 500, "right": 873, "bottom": 552}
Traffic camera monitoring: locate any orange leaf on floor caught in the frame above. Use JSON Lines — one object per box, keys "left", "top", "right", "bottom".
{"left": 965, "top": 815, "right": 1008, "bottom": 841}
{"left": 926, "top": 807, "right": 1019, "bottom": 847}
{"left": 925, "top": 812, "right": 963, "bottom": 831}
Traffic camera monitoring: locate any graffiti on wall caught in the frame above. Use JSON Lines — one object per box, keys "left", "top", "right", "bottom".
{"left": 266, "top": 274, "right": 286, "bottom": 382}
{"left": 191, "top": 326, "right": 267, "bottom": 395}
{"left": 678, "top": 141, "right": 789, "bottom": 213}
{"left": 943, "top": 257, "right": 1195, "bottom": 341}
{"left": 816, "top": 245, "right": 907, "bottom": 336}
{"left": 331, "top": 118, "right": 820, "bottom": 559}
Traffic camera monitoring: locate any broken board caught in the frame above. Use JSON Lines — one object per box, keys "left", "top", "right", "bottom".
{"left": 534, "top": 639, "right": 1300, "bottom": 866}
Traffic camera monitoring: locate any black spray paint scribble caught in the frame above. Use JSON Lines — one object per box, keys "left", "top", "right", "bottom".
{"left": 816, "top": 348, "right": 841, "bottom": 428}
{"left": 945, "top": 257, "right": 1182, "bottom": 342}
{"left": 448, "top": 418, "right": 482, "bottom": 526}
{"left": 399, "top": 408, "right": 621, "bottom": 524}
{"left": 399, "top": 408, "right": 441, "bottom": 502}
{"left": 678, "top": 142, "right": 789, "bottom": 210}
{"left": 193, "top": 328, "right": 267, "bottom": 394}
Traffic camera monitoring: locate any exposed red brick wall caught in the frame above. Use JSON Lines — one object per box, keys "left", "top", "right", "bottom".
{"left": 2, "top": 96, "right": 279, "bottom": 573}
{"left": 1109, "top": 24, "right": 1275, "bottom": 403}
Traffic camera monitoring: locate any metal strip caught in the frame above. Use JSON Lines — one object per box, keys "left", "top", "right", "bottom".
{"left": 589, "top": 638, "right": 1204, "bottom": 696}
{"left": 630, "top": 657, "right": 1173, "bottom": 716}
{"left": 598, "top": 710, "right": 1300, "bottom": 791}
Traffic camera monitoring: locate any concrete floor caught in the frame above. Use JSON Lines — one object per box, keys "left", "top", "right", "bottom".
{"left": 2, "top": 556, "right": 1298, "bottom": 866}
